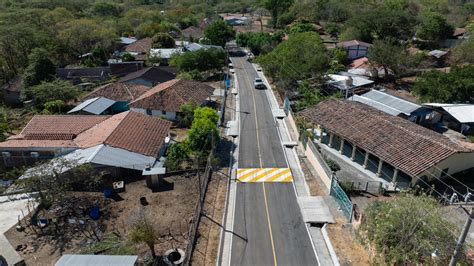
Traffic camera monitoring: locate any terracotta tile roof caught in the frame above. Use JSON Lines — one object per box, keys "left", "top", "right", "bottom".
{"left": 453, "top": 28, "right": 465, "bottom": 37}
{"left": 124, "top": 37, "right": 152, "bottom": 53}
{"left": 84, "top": 82, "right": 149, "bottom": 102}
{"left": 19, "top": 115, "right": 110, "bottom": 140}
{"left": 299, "top": 99, "right": 471, "bottom": 177}
{"left": 0, "top": 139, "right": 77, "bottom": 148}
{"left": 0, "top": 112, "right": 172, "bottom": 157}
{"left": 76, "top": 111, "right": 171, "bottom": 156}
{"left": 349, "top": 57, "right": 369, "bottom": 69}
{"left": 338, "top": 40, "right": 372, "bottom": 48}
{"left": 182, "top": 26, "right": 203, "bottom": 39}
{"left": 129, "top": 79, "right": 215, "bottom": 112}
{"left": 105, "top": 111, "right": 172, "bottom": 156}
{"left": 119, "top": 66, "right": 177, "bottom": 85}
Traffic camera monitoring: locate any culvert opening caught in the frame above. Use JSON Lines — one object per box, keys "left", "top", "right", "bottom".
{"left": 168, "top": 251, "right": 181, "bottom": 263}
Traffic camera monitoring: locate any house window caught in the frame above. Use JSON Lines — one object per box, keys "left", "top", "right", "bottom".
{"left": 162, "top": 110, "right": 167, "bottom": 115}
{"left": 146, "top": 109, "right": 152, "bottom": 115}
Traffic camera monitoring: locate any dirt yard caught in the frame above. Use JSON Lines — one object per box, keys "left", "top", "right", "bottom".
{"left": 5, "top": 175, "right": 200, "bottom": 265}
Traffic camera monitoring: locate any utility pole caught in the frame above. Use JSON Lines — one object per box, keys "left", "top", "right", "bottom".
{"left": 449, "top": 206, "right": 474, "bottom": 266}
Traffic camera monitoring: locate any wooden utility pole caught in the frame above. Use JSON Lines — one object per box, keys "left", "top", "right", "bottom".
{"left": 449, "top": 206, "right": 474, "bottom": 266}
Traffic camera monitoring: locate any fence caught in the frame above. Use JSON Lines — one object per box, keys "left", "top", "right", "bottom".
{"left": 347, "top": 180, "right": 383, "bottom": 195}
{"left": 330, "top": 176, "right": 353, "bottom": 222}
{"left": 182, "top": 150, "right": 214, "bottom": 266}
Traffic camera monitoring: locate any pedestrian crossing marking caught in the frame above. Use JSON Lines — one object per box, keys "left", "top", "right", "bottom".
{"left": 236, "top": 168, "right": 293, "bottom": 183}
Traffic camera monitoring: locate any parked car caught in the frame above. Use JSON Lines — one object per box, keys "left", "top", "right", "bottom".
{"left": 254, "top": 77, "right": 265, "bottom": 89}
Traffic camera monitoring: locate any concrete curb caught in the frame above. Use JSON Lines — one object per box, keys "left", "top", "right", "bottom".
{"left": 322, "top": 224, "right": 341, "bottom": 266}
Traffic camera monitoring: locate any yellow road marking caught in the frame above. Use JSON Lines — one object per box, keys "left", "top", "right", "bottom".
{"left": 282, "top": 175, "right": 293, "bottom": 182}
{"left": 248, "top": 168, "right": 279, "bottom": 182}
{"left": 266, "top": 168, "right": 292, "bottom": 182}
{"left": 237, "top": 168, "right": 262, "bottom": 181}
{"left": 262, "top": 182, "right": 278, "bottom": 266}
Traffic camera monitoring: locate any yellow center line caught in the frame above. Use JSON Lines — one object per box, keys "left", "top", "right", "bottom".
{"left": 262, "top": 182, "right": 278, "bottom": 266}
{"left": 238, "top": 58, "right": 264, "bottom": 168}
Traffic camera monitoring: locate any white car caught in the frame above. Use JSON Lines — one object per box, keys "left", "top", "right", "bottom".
{"left": 254, "top": 77, "right": 265, "bottom": 89}
{"left": 228, "top": 63, "right": 235, "bottom": 74}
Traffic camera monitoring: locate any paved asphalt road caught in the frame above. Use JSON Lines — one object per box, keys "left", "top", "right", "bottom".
{"left": 230, "top": 56, "right": 318, "bottom": 265}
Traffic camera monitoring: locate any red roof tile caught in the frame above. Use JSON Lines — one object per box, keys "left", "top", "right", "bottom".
{"left": 84, "top": 82, "right": 149, "bottom": 102}
{"left": 299, "top": 99, "right": 471, "bottom": 177}
{"left": 124, "top": 38, "right": 152, "bottom": 54}
{"left": 129, "top": 79, "right": 215, "bottom": 112}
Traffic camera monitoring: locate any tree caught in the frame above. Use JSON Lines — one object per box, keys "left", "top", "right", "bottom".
{"left": 58, "top": 18, "right": 117, "bottom": 57}
{"left": 288, "top": 22, "right": 315, "bottom": 34}
{"left": 449, "top": 38, "right": 474, "bottom": 65}
{"left": 203, "top": 20, "right": 235, "bottom": 47}
{"left": 164, "top": 143, "right": 189, "bottom": 170}
{"left": 187, "top": 107, "right": 219, "bottom": 156}
{"left": 416, "top": 11, "right": 452, "bottom": 42}
{"left": 91, "top": 2, "right": 121, "bottom": 17}
{"left": 170, "top": 48, "right": 226, "bottom": 73}
{"left": 129, "top": 209, "right": 158, "bottom": 258}
{"left": 358, "top": 193, "right": 460, "bottom": 264}
{"left": 412, "top": 65, "right": 474, "bottom": 103}
{"left": 151, "top": 33, "right": 175, "bottom": 48}
{"left": 22, "top": 79, "right": 80, "bottom": 109}
{"left": 257, "top": 32, "right": 329, "bottom": 89}
{"left": 22, "top": 48, "right": 56, "bottom": 87}
{"left": 178, "top": 102, "right": 197, "bottom": 128}
{"left": 0, "top": 107, "right": 10, "bottom": 142}
{"left": 19, "top": 158, "right": 99, "bottom": 208}
{"left": 236, "top": 32, "right": 276, "bottom": 55}
{"left": 122, "top": 53, "right": 136, "bottom": 62}
{"left": 367, "top": 38, "right": 405, "bottom": 79}
{"left": 346, "top": 8, "right": 416, "bottom": 42}
{"left": 264, "top": 0, "right": 294, "bottom": 28}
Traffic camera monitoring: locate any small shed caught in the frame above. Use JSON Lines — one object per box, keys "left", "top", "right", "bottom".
{"left": 55, "top": 255, "right": 138, "bottom": 266}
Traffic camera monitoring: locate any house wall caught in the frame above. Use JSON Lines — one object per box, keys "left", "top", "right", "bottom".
{"left": 0, "top": 147, "right": 76, "bottom": 168}
{"left": 130, "top": 107, "right": 177, "bottom": 120}
{"left": 345, "top": 45, "right": 369, "bottom": 60}
{"left": 419, "top": 152, "right": 474, "bottom": 181}
{"left": 123, "top": 78, "right": 152, "bottom": 88}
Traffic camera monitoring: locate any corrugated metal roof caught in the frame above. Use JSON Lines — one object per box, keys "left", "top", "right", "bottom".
{"left": 19, "top": 144, "right": 157, "bottom": 179}
{"left": 424, "top": 103, "right": 474, "bottom": 123}
{"left": 353, "top": 90, "right": 421, "bottom": 116}
{"left": 55, "top": 254, "right": 138, "bottom": 266}
{"left": 149, "top": 48, "right": 183, "bottom": 59}
{"left": 68, "top": 97, "right": 115, "bottom": 115}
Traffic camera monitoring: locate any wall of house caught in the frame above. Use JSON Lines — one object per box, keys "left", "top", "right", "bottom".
{"left": 130, "top": 107, "right": 177, "bottom": 120}
{"left": 0, "top": 147, "right": 76, "bottom": 168}
{"left": 419, "top": 152, "right": 474, "bottom": 180}
{"left": 124, "top": 78, "right": 152, "bottom": 88}
{"left": 345, "top": 45, "right": 369, "bottom": 60}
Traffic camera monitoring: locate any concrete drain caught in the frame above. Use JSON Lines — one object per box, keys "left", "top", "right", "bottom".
{"left": 163, "top": 248, "right": 185, "bottom": 265}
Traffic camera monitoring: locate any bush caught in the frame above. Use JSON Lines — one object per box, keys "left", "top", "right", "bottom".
{"left": 164, "top": 143, "right": 190, "bottom": 170}
{"left": 324, "top": 157, "right": 340, "bottom": 172}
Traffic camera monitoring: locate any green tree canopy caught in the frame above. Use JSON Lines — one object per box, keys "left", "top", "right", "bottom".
{"left": 257, "top": 32, "right": 329, "bottom": 89}
{"left": 367, "top": 38, "right": 406, "bottom": 79}
{"left": 264, "top": 0, "right": 294, "bottom": 28}
{"left": 22, "top": 79, "right": 80, "bottom": 109}
{"left": 345, "top": 8, "right": 416, "bottom": 42}
{"left": 450, "top": 38, "right": 474, "bottom": 65}
{"left": 170, "top": 48, "right": 225, "bottom": 73}
{"left": 187, "top": 107, "right": 219, "bottom": 156}
{"left": 416, "top": 11, "right": 452, "bottom": 42}
{"left": 151, "top": 33, "right": 175, "bottom": 48}
{"left": 58, "top": 18, "right": 117, "bottom": 56}
{"left": 358, "top": 193, "right": 460, "bottom": 264}
{"left": 22, "top": 48, "right": 56, "bottom": 87}
{"left": 236, "top": 32, "right": 279, "bottom": 55}
{"left": 203, "top": 20, "right": 235, "bottom": 47}
{"left": 412, "top": 65, "right": 474, "bottom": 103}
